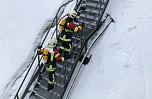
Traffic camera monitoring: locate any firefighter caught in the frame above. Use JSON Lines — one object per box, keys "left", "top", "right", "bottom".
{"left": 58, "top": 10, "right": 84, "bottom": 59}
{"left": 37, "top": 38, "right": 64, "bottom": 91}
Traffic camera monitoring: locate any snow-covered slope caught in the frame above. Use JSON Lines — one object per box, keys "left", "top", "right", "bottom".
{"left": 70, "top": 0, "right": 152, "bottom": 99}
{"left": 0, "top": 0, "right": 64, "bottom": 98}
{"left": 0, "top": 0, "right": 152, "bottom": 99}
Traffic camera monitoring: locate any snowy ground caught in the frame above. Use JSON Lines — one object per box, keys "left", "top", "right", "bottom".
{"left": 0, "top": 0, "right": 64, "bottom": 98}
{"left": 70, "top": 0, "right": 152, "bottom": 99}
{"left": 0, "top": 0, "right": 152, "bottom": 99}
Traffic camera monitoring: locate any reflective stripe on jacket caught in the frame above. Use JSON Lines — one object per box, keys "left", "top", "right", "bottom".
{"left": 59, "top": 35, "right": 72, "bottom": 42}
{"left": 59, "top": 44, "right": 72, "bottom": 52}
{"left": 46, "top": 49, "right": 64, "bottom": 72}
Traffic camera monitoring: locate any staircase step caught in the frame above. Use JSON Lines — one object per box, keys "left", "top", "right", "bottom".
{"left": 38, "top": 75, "right": 65, "bottom": 88}
{"left": 83, "top": 9, "right": 99, "bottom": 14}
{"left": 72, "top": 33, "right": 83, "bottom": 40}
{"left": 71, "top": 45, "right": 81, "bottom": 51}
{"left": 57, "top": 59, "right": 74, "bottom": 67}
{"left": 79, "top": 19, "right": 97, "bottom": 28}
{"left": 81, "top": 10, "right": 99, "bottom": 16}
{"left": 79, "top": 18, "right": 98, "bottom": 28}
{"left": 79, "top": 16, "right": 98, "bottom": 22}
{"left": 86, "top": 0, "right": 100, "bottom": 4}
{"left": 41, "top": 69, "right": 69, "bottom": 85}
{"left": 30, "top": 92, "right": 45, "bottom": 99}
{"left": 84, "top": 27, "right": 94, "bottom": 32}
{"left": 36, "top": 78, "right": 65, "bottom": 98}
{"left": 85, "top": 3, "right": 101, "bottom": 10}
{"left": 34, "top": 85, "right": 52, "bottom": 99}
{"left": 72, "top": 35, "right": 81, "bottom": 40}
{"left": 72, "top": 42, "right": 82, "bottom": 48}
{"left": 39, "top": 64, "right": 71, "bottom": 79}
{"left": 79, "top": 14, "right": 98, "bottom": 21}
{"left": 56, "top": 65, "right": 72, "bottom": 79}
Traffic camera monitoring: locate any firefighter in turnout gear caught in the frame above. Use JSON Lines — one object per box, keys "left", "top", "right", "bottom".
{"left": 58, "top": 10, "right": 83, "bottom": 59}
{"left": 37, "top": 38, "right": 64, "bottom": 91}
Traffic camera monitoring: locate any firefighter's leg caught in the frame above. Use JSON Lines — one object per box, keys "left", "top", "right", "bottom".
{"left": 58, "top": 41, "right": 65, "bottom": 56}
{"left": 59, "top": 47, "right": 64, "bottom": 56}
{"left": 64, "top": 42, "right": 72, "bottom": 59}
{"left": 59, "top": 41, "right": 72, "bottom": 59}
{"left": 47, "top": 64, "right": 56, "bottom": 91}
{"left": 47, "top": 71, "right": 55, "bottom": 91}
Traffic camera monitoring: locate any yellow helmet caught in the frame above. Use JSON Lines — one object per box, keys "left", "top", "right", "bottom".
{"left": 47, "top": 38, "right": 57, "bottom": 48}
{"left": 69, "top": 10, "right": 77, "bottom": 18}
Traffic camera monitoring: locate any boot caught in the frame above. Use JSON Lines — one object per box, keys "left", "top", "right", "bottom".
{"left": 47, "top": 84, "right": 54, "bottom": 91}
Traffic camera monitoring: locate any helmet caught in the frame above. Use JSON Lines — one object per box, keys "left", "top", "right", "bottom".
{"left": 69, "top": 10, "right": 77, "bottom": 18}
{"left": 47, "top": 38, "right": 57, "bottom": 48}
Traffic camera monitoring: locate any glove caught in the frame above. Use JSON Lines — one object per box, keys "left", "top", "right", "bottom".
{"left": 61, "top": 57, "right": 65, "bottom": 62}
{"left": 38, "top": 45, "right": 42, "bottom": 49}
{"left": 37, "top": 49, "right": 42, "bottom": 55}
{"left": 80, "top": 23, "right": 85, "bottom": 28}
{"left": 77, "top": 12, "right": 80, "bottom": 16}
{"left": 37, "top": 45, "right": 42, "bottom": 55}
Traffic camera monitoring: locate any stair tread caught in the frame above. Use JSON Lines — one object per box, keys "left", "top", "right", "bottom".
{"left": 34, "top": 79, "right": 65, "bottom": 98}
{"left": 86, "top": 0, "right": 100, "bottom": 4}
{"left": 81, "top": 10, "right": 99, "bottom": 16}
{"left": 79, "top": 14, "right": 98, "bottom": 21}
{"left": 79, "top": 19, "right": 97, "bottom": 27}
{"left": 34, "top": 86, "right": 52, "bottom": 99}
{"left": 79, "top": 16, "right": 98, "bottom": 22}
{"left": 38, "top": 76, "right": 65, "bottom": 88}
{"left": 41, "top": 70, "right": 69, "bottom": 84}
{"left": 39, "top": 78, "right": 65, "bottom": 95}
{"left": 85, "top": 1, "right": 106, "bottom": 10}
{"left": 30, "top": 93, "right": 44, "bottom": 99}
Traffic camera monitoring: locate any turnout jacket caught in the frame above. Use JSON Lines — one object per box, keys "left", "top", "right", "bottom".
{"left": 59, "top": 16, "right": 82, "bottom": 42}
{"left": 37, "top": 47, "right": 64, "bottom": 65}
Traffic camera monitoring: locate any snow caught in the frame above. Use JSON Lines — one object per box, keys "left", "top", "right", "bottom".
{"left": 0, "top": 0, "right": 64, "bottom": 98}
{"left": 0, "top": 0, "right": 152, "bottom": 99}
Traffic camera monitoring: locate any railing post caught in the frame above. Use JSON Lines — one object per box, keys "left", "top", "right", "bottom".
{"left": 14, "top": 94, "right": 19, "bottom": 99}
{"left": 38, "top": 52, "right": 40, "bottom": 67}
{"left": 56, "top": 15, "right": 58, "bottom": 38}
{"left": 17, "top": 95, "right": 19, "bottom": 99}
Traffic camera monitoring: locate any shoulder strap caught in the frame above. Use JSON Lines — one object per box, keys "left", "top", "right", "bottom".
{"left": 50, "top": 52, "right": 55, "bottom": 61}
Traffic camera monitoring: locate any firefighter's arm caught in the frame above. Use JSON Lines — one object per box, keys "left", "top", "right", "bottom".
{"left": 75, "top": 23, "right": 85, "bottom": 32}
{"left": 59, "top": 18, "right": 66, "bottom": 33}
{"left": 67, "top": 22, "right": 83, "bottom": 32}
{"left": 54, "top": 49, "right": 64, "bottom": 62}
{"left": 74, "top": 25, "right": 82, "bottom": 32}
{"left": 56, "top": 56, "right": 65, "bottom": 62}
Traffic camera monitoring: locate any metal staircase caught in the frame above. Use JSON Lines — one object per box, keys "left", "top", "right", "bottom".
{"left": 14, "top": 0, "right": 110, "bottom": 99}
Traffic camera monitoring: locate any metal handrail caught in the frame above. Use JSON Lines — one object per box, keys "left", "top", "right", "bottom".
{"left": 13, "top": 1, "right": 74, "bottom": 99}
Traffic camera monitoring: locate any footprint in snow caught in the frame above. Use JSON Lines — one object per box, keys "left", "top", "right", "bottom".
{"left": 127, "top": 26, "right": 137, "bottom": 32}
